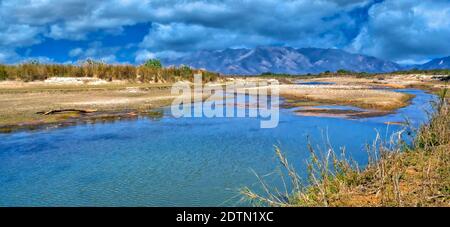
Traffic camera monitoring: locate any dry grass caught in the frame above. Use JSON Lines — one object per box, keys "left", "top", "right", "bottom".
{"left": 242, "top": 89, "right": 450, "bottom": 207}
{"left": 0, "top": 62, "right": 219, "bottom": 82}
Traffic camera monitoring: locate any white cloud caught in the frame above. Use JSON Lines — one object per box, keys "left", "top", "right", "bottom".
{"left": 67, "top": 42, "right": 119, "bottom": 63}
{"left": 0, "top": 48, "right": 20, "bottom": 63}
{"left": 135, "top": 50, "right": 156, "bottom": 63}
{"left": 349, "top": 0, "right": 450, "bottom": 62}
{"left": 0, "top": 23, "right": 42, "bottom": 46}
{"left": 0, "top": 0, "right": 367, "bottom": 47}
{"left": 140, "top": 23, "right": 274, "bottom": 52}
{"left": 68, "top": 48, "right": 83, "bottom": 57}
{"left": 20, "top": 56, "right": 56, "bottom": 64}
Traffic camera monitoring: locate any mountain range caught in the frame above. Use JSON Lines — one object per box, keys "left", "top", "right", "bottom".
{"left": 419, "top": 56, "right": 450, "bottom": 70}
{"left": 162, "top": 46, "right": 450, "bottom": 75}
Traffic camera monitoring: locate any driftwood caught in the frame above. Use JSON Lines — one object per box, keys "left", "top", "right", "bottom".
{"left": 36, "top": 109, "right": 97, "bottom": 115}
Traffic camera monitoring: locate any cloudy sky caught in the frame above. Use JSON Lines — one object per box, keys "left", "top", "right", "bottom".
{"left": 0, "top": 0, "right": 449, "bottom": 65}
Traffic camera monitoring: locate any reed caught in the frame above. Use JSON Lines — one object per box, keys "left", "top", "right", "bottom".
{"left": 0, "top": 61, "right": 219, "bottom": 83}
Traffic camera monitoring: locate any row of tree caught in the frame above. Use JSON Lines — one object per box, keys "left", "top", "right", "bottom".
{"left": 0, "top": 59, "right": 219, "bottom": 83}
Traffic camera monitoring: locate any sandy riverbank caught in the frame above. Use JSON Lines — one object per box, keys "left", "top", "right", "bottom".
{"left": 0, "top": 74, "right": 446, "bottom": 132}
{"left": 236, "top": 73, "right": 448, "bottom": 119}
{"left": 0, "top": 80, "right": 178, "bottom": 132}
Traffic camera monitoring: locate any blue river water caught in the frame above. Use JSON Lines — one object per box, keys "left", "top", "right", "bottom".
{"left": 0, "top": 89, "right": 435, "bottom": 206}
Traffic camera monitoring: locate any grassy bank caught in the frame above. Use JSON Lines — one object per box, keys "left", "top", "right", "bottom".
{"left": 243, "top": 89, "right": 449, "bottom": 207}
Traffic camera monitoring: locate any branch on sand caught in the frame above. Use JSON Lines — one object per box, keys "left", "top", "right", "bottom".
{"left": 36, "top": 109, "right": 97, "bottom": 115}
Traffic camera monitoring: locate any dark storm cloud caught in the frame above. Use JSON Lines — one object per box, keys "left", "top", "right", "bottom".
{"left": 0, "top": 0, "right": 449, "bottom": 64}
{"left": 138, "top": 0, "right": 371, "bottom": 60}
{"left": 349, "top": 0, "right": 450, "bottom": 63}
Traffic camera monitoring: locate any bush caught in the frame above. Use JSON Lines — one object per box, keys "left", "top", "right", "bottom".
{"left": 337, "top": 69, "right": 352, "bottom": 75}
{"left": 144, "top": 59, "right": 162, "bottom": 69}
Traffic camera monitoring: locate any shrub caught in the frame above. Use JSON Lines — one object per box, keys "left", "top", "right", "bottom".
{"left": 144, "top": 59, "right": 163, "bottom": 69}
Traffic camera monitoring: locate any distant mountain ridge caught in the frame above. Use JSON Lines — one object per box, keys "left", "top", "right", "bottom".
{"left": 162, "top": 47, "right": 450, "bottom": 75}
{"left": 162, "top": 47, "right": 402, "bottom": 75}
{"left": 419, "top": 56, "right": 450, "bottom": 70}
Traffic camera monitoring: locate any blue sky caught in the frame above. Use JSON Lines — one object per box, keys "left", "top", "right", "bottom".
{"left": 1, "top": 0, "right": 449, "bottom": 65}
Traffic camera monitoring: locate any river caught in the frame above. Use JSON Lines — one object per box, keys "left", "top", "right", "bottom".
{"left": 0, "top": 89, "right": 435, "bottom": 206}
